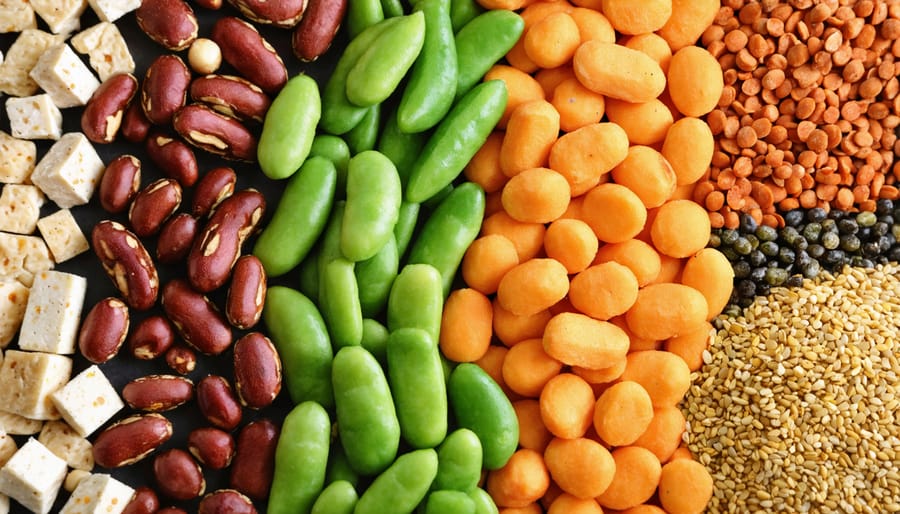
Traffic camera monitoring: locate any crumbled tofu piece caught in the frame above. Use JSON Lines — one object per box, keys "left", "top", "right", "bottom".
{"left": 70, "top": 22, "right": 134, "bottom": 82}
{"left": 0, "top": 412, "right": 43, "bottom": 436}
{"left": 0, "top": 30, "right": 62, "bottom": 97}
{"left": 29, "top": 0, "right": 87, "bottom": 36}
{"left": 36, "top": 209, "right": 88, "bottom": 263}
{"left": 6, "top": 94, "right": 63, "bottom": 140}
{"left": 0, "top": 350, "right": 72, "bottom": 420}
{"left": 0, "top": 438, "right": 67, "bottom": 514}
{"left": 0, "top": 493, "right": 7, "bottom": 514}
{"left": 0, "top": 280, "right": 29, "bottom": 348}
{"left": 60, "top": 474, "right": 133, "bottom": 514}
{"left": 0, "top": 131, "right": 37, "bottom": 184}
{"left": 87, "top": 0, "right": 140, "bottom": 23}
{"left": 0, "top": 232, "right": 54, "bottom": 287}
{"left": 0, "top": 184, "right": 45, "bottom": 235}
{"left": 18, "top": 270, "right": 86, "bottom": 355}
{"left": 29, "top": 44, "right": 99, "bottom": 108}
{"left": 0, "top": 431, "right": 16, "bottom": 468}
{"left": 38, "top": 420, "right": 93, "bottom": 471}
{"left": 0, "top": 0, "right": 36, "bottom": 33}
{"left": 50, "top": 365, "right": 123, "bottom": 438}
{"left": 30, "top": 133, "right": 105, "bottom": 208}
{"left": 63, "top": 470, "right": 90, "bottom": 494}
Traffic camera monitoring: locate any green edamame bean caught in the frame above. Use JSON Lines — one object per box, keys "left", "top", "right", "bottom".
{"left": 454, "top": 10, "right": 524, "bottom": 99}
{"left": 394, "top": 201, "right": 421, "bottom": 259}
{"left": 253, "top": 156, "right": 337, "bottom": 277}
{"left": 346, "top": 12, "right": 426, "bottom": 107}
{"left": 341, "top": 151, "right": 402, "bottom": 262}
{"left": 433, "top": 428, "right": 482, "bottom": 492}
{"left": 424, "top": 490, "right": 475, "bottom": 514}
{"left": 298, "top": 250, "right": 319, "bottom": 302}
{"left": 468, "top": 488, "right": 499, "bottom": 514}
{"left": 407, "top": 181, "right": 485, "bottom": 296}
{"left": 320, "top": 258, "right": 364, "bottom": 348}
{"left": 309, "top": 134, "right": 352, "bottom": 197}
{"left": 387, "top": 263, "right": 443, "bottom": 345}
{"left": 345, "top": 103, "right": 382, "bottom": 155}
{"left": 269, "top": 401, "right": 331, "bottom": 514}
{"left": 404, "top": 79, "right": 507, "bottom": 203}
{"left": 263, "top": 286, "right": 334, "bottom": 408}
{"left": 449, "top": 0, "right": 484, "bottom": 32}
{"left": 380, "top": 0, "right": 406, "bottom": 18}
{"left": 447, "top": 363, "right": 519, "bottom": 470}
{"left": 332, "top": 346, "right": 400, "bottom": 476}
{"left": 326, "top": 439, "right": 360, "bottom": 488}
{"left": 360, "top": 318, "right": 390, "bottom": 366}
{"left": 355, "top": 235, "right": 399, "bottom": 318}
{"left": 386, "top": 328, "right": 447, "bottom": 449}
{"left": 311, "top": 480, "right": 358, "bottom": 514}
{"left": 346, "top": 0, "right": 385, "bottom": 38}
{"left": 258, "top": 74, "right": 321, "bottom": 180}
{"left": 397, "top": 0, "right": 457, "bottom": 134}
{"left": 317, "top": 201, "right": 346, "bottom": 281}
{"left": 354, "top": 449, "right": 438, "bottom": 514}
{"left": 421, "top": 183, "right": 454, "bottom": 212}
{"left": 378, "top": 110, "right": 426, "bottom": 186}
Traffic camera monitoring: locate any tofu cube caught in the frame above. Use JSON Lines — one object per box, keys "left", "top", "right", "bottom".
{"left": 0, "top": 350, "right": 72, "bottom": 420}
{"left": 0, "top": 184, "right": 45, "bottom": 234}
{"left": 70, "top": 23, "right": 134, "bottom": 82}
{"left": 29, "top": 44, "right": 99, "bottom": 108}
{"left": 60, "top": 474, "right": 134, "bottom": 514}
{"left": 0, "top": 280, "right": 29, "bottom": 348}
{"left": 38, "top": 421, "right": 93, "bottom": 471}
{"left": 0, "top": 131, "right": 37, "bottom": 184}
{"left": 0, "top": 30, "right": 62, "bottom": 97}
{"left": 0, "top": 0, "right": 36, "bottom": 34}
{"left": 87, "top": 0, "right": 140, "bottom": 23}
{"left": 0, "top": 431, "right": 16, "bottom": 468}
{"left": 0, "top": 412, "right": 43, "bottom": 436}
{"left": 30, "top": 133, "right": 105, "bottom": 208}
{"left": 50, "top": 365, "right": 123, "bottom": 437}
{"left": 36, "top": 209, "right": 89, "bottom": 263}
{"left": 0, "top": 232, "right": 54, "bottom": 287}
{"left": 18, "top": 271, "right": 86, "bottom": 355}
{"left": 29, "top": 0, "right": 87, "bottom": 36}
{"left": 0, "top": 438, "right": 67, "bottom": 514}
{"left": 6, "top": 94, "right": 63, "bottom": 140}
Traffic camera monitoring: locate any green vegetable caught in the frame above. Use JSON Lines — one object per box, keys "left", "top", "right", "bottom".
{"left": 433, "top": 428, "right": 483, "bottom": 492}
{"left": 341, "top": 150, "right": 402, "bottom": 262}
{"left": 454, "top": 10, "right": 524, "bottom": 99}
{"left": 269, "top": 401, "right": 331, "bottom": 514}
{"left": 387, "top": 263, "right": 444, "bottom": 345}
{"left": 424, "top": 490, "right": 476, "bottom": 514}
{"left": 355, "top": 235, "right": 399, "bottom": 318}
{"left": 354, "top": 449, "right": 438, "bottom": 514}
{"left": 258, "top": 74, "right": 321, "bottom": 180}
{"left": 311, "top": 480, "right": 358, "bottom": 514}
{"left": 345, "top": 103, "right": 382, "bottom": 155}
{"left": 320, "top": 258, "right": 364, "bottom": 348}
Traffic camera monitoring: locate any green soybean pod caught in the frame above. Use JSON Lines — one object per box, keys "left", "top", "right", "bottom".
{"left": 454, "top": 10, "right": 524, "bottom": 99}
{"left": 433, "top": 428, "right": 482, "bottom": 492}
{"left": 468, "top": 488, "right": 499, "bottom": 514}
{"left": 309, "top": 134, "right": 352, "bottom": 197}
{"left": 269, "top": 401, "right": 331, "bottom": 514}
{"left": 298, "top": 250, "right": 319, "bottom": 302}
{"left": 449, "top": 0, "right": 484, "bottom": 32}
{"left": 397, "top": 0, "right": 457, "bottom": 134}
{"left": 311, "top": 480, "right": 358, "bottom": 514}
{"left": 360, "top": 318, "right": 389, "bottom": 366}
{"left": 424, "top": 490, "right": 476, "bottom": 514}
{"left": 354, "top": 449, "right": 438, "bottom": 514}
{"left": 406, "top": 182, "right": 485, "bottom": 296}
{"left": 326, "top": 439, "right": 360, "bottom": 488}
{"left": 263, "top": 286, "right": 334, "bottom": 408}
{"left": 317, "top": 201, "right": 346, "bottom": 281}
{"left": 253, "top": 156, "right": 337, "bottom": 277}
{"left": 447, "top": 363, "right": 519, "bottom": 470}
{"left": 320, "top": 258, "right": 364, "bottom": 348}
{"left": 386, "top": 263, "right": 443, "bottom": 345}
{"left": 341, "top": 151, "right": 402, "bottom": 262}
{"left": 346, "top": 0, "right": 385, "bottom": 38}
{"left": 258, "top": 74, "right": 322, "bottom": 180}
{"left": 380, "top": 0, "right": 406, "bottom": 18}
{"left": 355, "top": 235, "right": 399, "bottom": 318}
{"left": 378, "top": 110, "right": 427, "bottom": 186}
{"left": 332, "top": 346, "right": 400, "bottom": 476}
{"left": 345, "top": 103, "right": 382, "bottom": 155}
{"left": 386, "top": 328, "right": 447, "bottom": 449}
{"left": 393, "top": 201, "right": 421, "bottom": 260}
{"left": 346, "top": 12, "right": 426, "bottom": 107}
{"left": 404, "top": 79, "right": 507, "bottom": 203}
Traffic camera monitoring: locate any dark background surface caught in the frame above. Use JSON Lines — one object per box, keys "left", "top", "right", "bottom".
{"left": 1, "top": 3, "right": 347, "bottom": 512}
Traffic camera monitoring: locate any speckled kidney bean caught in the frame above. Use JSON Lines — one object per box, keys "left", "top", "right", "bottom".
{"left": 98, "top": 154, "right": 141, "bottom": 214}
{"left": 187, "top": 427, "right": 236, "bottom": 470}
{"left": 153, "top": 448, "right": 205, "bottom": 500}
{"left": 146, "top": 133, "right": 199, "bottom": 188}
{"left": 128, "top": 315, "right": 175, "bottom": 360}
{"left": 232, "top": 332, "right": 281, "bottom": 409}
{"left": 192, "top": 167, "right": 236, "bottom": 218}
{"left": 156, "top": 213, "right": 199, "bottom": 264}
{"left": 141, "top": 55, "right": 191, "bottom": 125}
{"left": 229, "top": 419, "right": 279, "bottom": 500}
{"left": 78, "top": 297, "right": 130, "bottom": 364}
{"left": 196, "top": 375, "right": 243, "bottom": 430}
{"left": 161, "top": 278, "right": 232, "bottom": 355}
{"left": 129, "top": 178, "right": 182, "bottom": 238}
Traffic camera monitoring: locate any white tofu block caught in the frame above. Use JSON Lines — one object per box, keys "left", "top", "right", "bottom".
{"left": 29, "top": 44, "right": 100, "bottom": 108}
{"left": 0, "top": 30, "right": 62, "bottom": 97}
{"left": 70, "top": 23, "right": 135, "bottom": 82}
{"left": 0, "top": 0, "right": 36, "bottom": 33}
{"left": 0, "top": 431, "right": 16, "bottom": 468}
{"left": 18, "top": 270, "right": 86, "bottom": 355}
{"left": 50, "top": 365, "right": 123, "bottom": 438}
{"left": 87, "top": 0, "right": 141, "bottom": 23}
{"left": 38, "top": 421, "right": 93, "bottom": 471}
{"left": 30, "top": 0, "right": 87, "bottom": 36}
{"left": 0, "top": 412, "right": 43, "bottom": 436}
{"left": 0, "top": 438, "right": 67, "bottom": 514}
{"left": 30, "top": 133, "right": 105, "bottom": 208}
{"left": 0, "top": 350, "right": 72, "bottom": 421}
{"left": 6, "top": 94, "right": 63, "bottom": 140}
{"left": 36, "top": 209, "right": 89, "bottom": 263}
{"left": 0, "top": 184, "right": 45, "bottom": 234}
{"left": 0, "top": 232, "right": 54, "bottom": 287}
{"left": 60, "top": 474, "right": 133, "bottom": 514}
{"left": 0, "top": 131, "right": 37, "bottom": 184}
{"left": 0, "top": 280, "right": 29, "bottom": 348}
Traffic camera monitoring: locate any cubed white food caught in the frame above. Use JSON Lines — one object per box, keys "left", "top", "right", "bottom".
{"left": 0, "top": 184, "right": 45, "bottom": 235}
{"left": 0, "top": 412, "right": 43, "bottom": 436}
{"left": 60, "top": 474, "right": 133, "bottom": 514}
{"left": 36, "top": 209, "right": 88, "bottom": 263}
{"left": 5, "top": 94, "right": 63, "bottom": 140}
{"left": 0, "top": 30, "right": 61, "bottom": 97}
{"left": 0, "top": 131, "right": 37, "bottom": 184}
{"left": 0, "top": 0, "right": 36, "bottom": 33}
{"left": 30, "top": 133, "right": 105, "bottom": 208}
{"left": 29, "top": 0, "right": 87, "bottom": 36}
{"left": 37, "top": 420, "right": 93, "bottom": 471}
{"left": 0, "top": 232, "right": 54, "bottom": 287}
{"left": 87, "top": 0, "right": 140, "bottom": 23}
{"left": 0, "top": 438, "right": 67, "bottom": 514}
{"left": 29, "top": 44, "right": 99, "bottom": 108}
{"left": 18, "top": 270, "right": 86, "bottom": 355}
{"left": 50, "top": 365, "right": 123, "bottom": 438}
{"left": 70, "top": 23, "right": 134, "bottom": 82}
{"left": 0, "top": 350, "right": 72, "bottom": 420}
{"left": 0, "top": 280, "right": 29, "bottom": 348}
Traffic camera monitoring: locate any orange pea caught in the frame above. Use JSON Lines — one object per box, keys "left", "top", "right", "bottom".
{"left": 664, "top": 321, "right": 713, "bottom": 372}
{"left": 604, "top": 98, "right": 674, "bottom": 146}
{"left": 500, "top": 100, "right": 560, "bottom": 177}
{"left": 475, "top": 344, "right": 513, "bottom": 395}
{"left": 548, "top": 122, "right": 629, "bottom": 196}
{"left": 513, "top": 399, "right": 553, "bottom": 452}
{"left": 656, "top": 0, "right": 720, "bottom": 52}
{"left": 593, "top": 381, "right": 654, "bottom": 447}
{"left": 503, "top": 338, "right": 564, "bottom": 398}
{"left": 551, "top": 77, "right": 606, "bottom": 133}
{"left": 539, "top": 373, "right": 595, "bottom": 439}
{"left": 569, "top": 7, "right": 615, "bottom": 44}
{"left": 462, "top": 234, "right": 520, "bottom": 295}
{"left": 493, "top": 298, "right": 552, "bottom": 348}
{"left": 650, "top": 199, "right": 711, "bottom": 258}
{"left": 496, "top": 258, "right": 570, "bottom": 317}
{"left": 610, "top": 145, "right": 677, "bottom": 208}
{"left": 618, "top": 350, "right": 692, "bottom": 407}
{"left": 625, "top": 283, "right": 708, "bottom": 342}
{"left": 593, "top": 238, "right": 662, "bottom": 287}
{"left": 571, "top": 357, "right": 626, "bottom": 385}
{"left": 547, "top": 493, "right": 604, "bottom": 514}
{"left": 543, "top": 437, "right": 616, "bottom": 499}
{"left": 632, "top": 405, "right": 687, "bottom": 463}
{"left": 568, "top": 261, "right": 640, "bottom": 320}
{"left": 501, "top": 167, "right": 571, "bottom": 223}
{"left": 680, "top": 248, "right": 735, "bottom": 320}
{"left": 535, "top": 65, "right": 576, "bottom": 98}
{"left": 600, "top": 0, "right": 672, "bottom": 34}
{"left": 658, "top": 458, "right": 714, "bottom": 514}
{"left": 573, "top": 41, "right": 666, "bottom": 103}
{"left": 581, "top": 183, "right": 648, "bottom": 244}
{"left": 484, "top": 65, "right": 546, "bottom": 129}
{"left": 542, "top": 312, "right": 630, "bottom": 369}
{"left": 595, "top": 446, "right": 662, "bottom": 511}
{"left": 524, "top": 12, "right": 581, "bottom": 69}
{"left": 465, "top": 131, "right": 508, "bottom": 194}
{"left": 624, "top": 33, "right": 674, "bottom": 73}
{"left": 662, "top": 117, "right": 715, "bottom": 186}
{"left": 544, "top": 218, "right": 599, "bottom": 274}
{"left": 666, "top": 45, "right": 724, "bottom": 117}
{"left": 487, "top": 448, "right": 551, "bottom": 508}
{"left": 439, "top": 288, "right": 493, "bottom": 362}
{"left": 482, "top": 210, "right": 546, "bottom": 262}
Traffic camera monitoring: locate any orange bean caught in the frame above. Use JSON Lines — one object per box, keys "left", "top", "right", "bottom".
{"left": 464, "top": 131, "right": 508, "bottom": 194}
{"left": 593, "top": 238, "right": 662, "bottom": 287}
{"left": 543, "top": 437, "right": 616, "bottom": 499}
{"left": 632, "top": 405, "right": 687, "bottom": 463}
{"left": 569, "top": 261, "right": 640, "bottom": 320}
{"left": 439, "top": 288, "right": 493, "bottom": 363}
{"left": 664, "top": 321, "right": 712, "bottom": 372}
{"left": 668, "top": 445, "right": 694, "bottom": 462}
{"left": 496, "top": 258, "right": 570, "bottom": 317}
{"left": 503, "top": 338, "right": 564, "bottom": 398}
{"left": 573, "top": 41, "right": 666, "bottom": 103}
{"left": 658, "top": 458, "right": 714, "bottom": 514}
{"left": 493, "top": 298, "right": 552, "bottom": 348}
{"left": 549, "top": 122, "right": 629, "bottom": 196}
{"left": 486, "top": 448, "right": 551, "bottom": 508}
{"left": 500, "top": 100, "right": 560, "bottom": 177}
{"left": 650, "top": 253, "right": 684, "bottom": 284}
{"left": 542, "top": 312, "right": 630, "bottom": 369}
{"left": 610, "top": 145, "right": 678, "bottom": 208}
{"left": 600, "top": 0, "right": 673, "bottom": 35}
{"left": 476, "top": 0, "right": 532, "bottom": 10}
{"left": 581, "top": 183, "right": 648, "bottom": 244}
{"left": 595, "top": 446, "right": 662, "bottom": 511}
{"left": 513, "top": 399, "right": 553, "bottom": 452}
{"left": 609, "top": 315, "right": 660, "bottom": 352}
{"left": 485, "top": 190, "right": 505, "bottom": 217}
{"left": 535, "top": 65, "right": 576, "bottom": 98}
{"left": 501, "top": 167, "right": 571, "bottom": 223}
{"left": 547, "top": 493, "right": 604, "bottom": 514}
{"left": 666, "top": 45, "right": 724, "bottom": 117}
{"left": 650, "top": 199, "right": 711, "bottom": 258}
{"left": 680, "top": 248, "right": 735, "bottom": 320}
{"left": 571, "top": 357, "right": 626, "bottom": 385}
{"left": 619, "top": 505, "right": 668, "bottom": 514}
{"left": 544, "top": 218, "right": 599, "bottom": 274}
{"left": 551, "top": 77, "right": 606, "bottom": 133}
{"left": 482, "top": 210, "right": 547, "bottom": 261}
{"left": 604, "top": 98, "right": 674, "bottom": 146}
{"left": 593, "top": 381, "right": 654, "bottom": 447}
{"left": 625, "top": 283, "right": 707, "bottom": 341}
{"left": 462, "top": 234, "right": 520, "bottom": 295}
{"left": 475, "top": 344, "right": 513, "bottom": 396}
{"left": 569, "top": 7, "right": 615, "bottom": 44}
{"left": 618, "top": 350, "right": 692, "bottom": 407}
{"left": 656, "top": 0, "right": 720, "bottom": 52}
{"left": 506, "top": 38, "right": 539, "bottom": 74}
{"left": 524, "top": 12, "right": 581, "bottom": 69}
{"left": 539, "top": 372, "right": 595, "bottom": 439}
{"left": 624, "top": 33, "right": 674, "bottom": 73}
{"left": 484, "top": 65, "right": 546, "bottom": 129}
{"left": 499, "top": 504, "right": 543, "bottom": 514}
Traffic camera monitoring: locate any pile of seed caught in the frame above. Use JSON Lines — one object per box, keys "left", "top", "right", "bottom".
{"left": 683, "top": 264, "right": 900, "bottom": 513}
